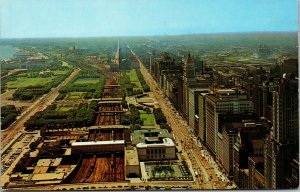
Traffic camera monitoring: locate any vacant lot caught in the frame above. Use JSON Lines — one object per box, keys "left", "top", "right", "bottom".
{"left": 74, "top": 78, "right": 100, "bottom": 85}
{"left": 6, "top": 77, "right": 55, "bottom": 88}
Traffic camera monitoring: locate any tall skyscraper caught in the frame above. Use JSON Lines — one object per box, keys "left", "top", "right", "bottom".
{"left": 182, "top": 53, "right": 196, "bottom": 120}
{"left": 205, "top": 89, "right": 254, "bottom": 157}
{"left": 264, "top": 74, "right": 299, "bottom": 189}
{"left": 188, "top": 88, "right": 210, "bottom": 137}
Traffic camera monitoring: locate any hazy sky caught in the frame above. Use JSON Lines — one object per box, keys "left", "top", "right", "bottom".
{"left": 1, "top": 0, "right": 298, "bottom": 38}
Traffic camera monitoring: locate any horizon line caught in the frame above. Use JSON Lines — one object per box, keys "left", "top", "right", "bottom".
{"left": 1, "top": 30, "right": 297, "bottom": 40}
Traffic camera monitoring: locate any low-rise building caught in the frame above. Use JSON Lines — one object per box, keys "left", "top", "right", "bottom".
{"left": 71, "top": 140, "right": 125, "bottom": 154}
{"left": 125, "top": 147, "right": 140, "bottom": 178}
{"left": 136, "top": 138, "right": 176, "bottom": 161}
{"left": 131, "top": 129, "right": 173, "bottom": 146}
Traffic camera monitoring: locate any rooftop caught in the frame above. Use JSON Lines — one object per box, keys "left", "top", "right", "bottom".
{"left": 36, "top": 159, "right": 52, "bottom": 167}
{"left": 71, "top": 140, "right": 125, "bottom": 147}
{"left": 132, "top": 129, "right": 173, "bottom": 146}
{"left": 215, "top": 89, "right": 236, "bottom": 94}
{"left": 136, "top": 138, "right": 175, "bottom": 148}
{"left": 31, "top": 173, "right": 65, "bottom": 181}
{"left": 125, "top": 147, "right": 139, "bottom": 166}
{"left": 189, "top": 88, "right": 210, "bottom": 93}
{"left": 223, "top": 122, "right": 243, "bottom": 134}
{"left": 89, "top": 125, "right": 130, "bottom": 130}
{"left": 249, "top": 156, "right": 264, "bottom": 163}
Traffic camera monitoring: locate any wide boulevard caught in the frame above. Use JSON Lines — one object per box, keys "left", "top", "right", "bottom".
{"left": 130, "top": 47, "right": 233, "bottom": 189}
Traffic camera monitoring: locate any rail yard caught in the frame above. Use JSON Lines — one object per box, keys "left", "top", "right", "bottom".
{"left": 69, "top": 72, "right": 125, "bottom": 184}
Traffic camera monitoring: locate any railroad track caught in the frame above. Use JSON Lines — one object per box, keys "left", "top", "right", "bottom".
{"left": 69, "top": 71, "right": 125, "bottom": 183}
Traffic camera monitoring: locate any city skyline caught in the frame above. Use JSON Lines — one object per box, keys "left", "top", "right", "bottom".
{"left": 1, "top": 0, "right": 298, "bottom": 38}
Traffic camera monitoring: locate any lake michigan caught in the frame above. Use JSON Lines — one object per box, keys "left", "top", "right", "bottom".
{"left": 0, "top": 46, "right": 17, "bottom": 60}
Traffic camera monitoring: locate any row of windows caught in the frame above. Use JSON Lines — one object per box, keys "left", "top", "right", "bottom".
{"left": 146, "top": 148, "right": 166, "bottom": 155}
{"left": 147, "top": 155, "right": 166, "bottom": 159}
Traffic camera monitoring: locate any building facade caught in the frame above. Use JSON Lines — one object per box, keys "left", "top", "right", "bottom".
{"left": 264, "top": 75, "right": 298, "bottom": 189}
{"left": 205, "top": 89, "right": 254, "bottom": 156}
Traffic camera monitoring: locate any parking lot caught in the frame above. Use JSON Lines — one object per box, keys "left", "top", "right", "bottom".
{"left": 1, "top": 132, "right": 39, "bottom": 187}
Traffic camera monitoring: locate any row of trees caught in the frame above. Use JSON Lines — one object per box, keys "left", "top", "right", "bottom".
{"left": 136, "top": 70, "right": 150, "bottom": 92}
{"left": 153, "top": 108, "right": 171, "bottom": 131}
{"left": 153, "top": 108, "right": 167, "bottom": 124}
{"left": 1, "top": 105, "right": 20, "bottom": 130}
{"left": 120, "top": 71, "right": 134, "bottom": 96}
{"left": 25, "top": 101, "right": 98, "bottom": 130}
{"left": 122, "top": 107, "right": 143, "bottom": 127}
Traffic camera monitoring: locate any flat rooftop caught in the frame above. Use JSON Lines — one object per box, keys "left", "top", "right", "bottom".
{"left": 71, "top": 140, "right": 125, "bottom": 147}
{"left": 215, "top": 89, "right": 235, "bottom": 94}
{"left": 31, "top": 173, "right": 65, "bottom": 181}
{"left": 36, "top": 159, "right": 52, "bottom": 167}
{"left": 89, "top": 125, "right": 130, "bottom": 130}
{"left": 132, "top": 129, "right": 173, "bottom": 146}
{"left": 136, "top": 138, "right": 175, "bottom": 148}
{"left": 189, "top": 88, "right": 210, "bottom": 92}
{"left": 125, "top": 148, "right": 139, "bottom": 166}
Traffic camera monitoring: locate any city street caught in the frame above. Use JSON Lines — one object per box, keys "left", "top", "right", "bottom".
{"left": 131, "top": 48, "right": 232, "bottom": 189}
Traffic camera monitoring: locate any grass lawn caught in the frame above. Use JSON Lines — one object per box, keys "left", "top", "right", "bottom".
{"left": 6, "top": 77, "right": 54, "bottom": 88}
{"left": 56, "top": 106, "right": 75, "bottom": 112}
{"left": 66, "top": 92, "right": 86, "bottom": 99}
{"left": 131, "top": 81, "right": 142, "bottom": 87}
{"left": 127, "top": 70, "right": 143, "bottom": 90}
{"left": 224, "top": 56, "right": 242, "bottom": 62}
{"left": 139, "top": 110, "right": 156, "bottom": 126}
{"left": 127, "top": 70, "right": 139, "bottom": 82}
{"left": 74, "top": 78, "right": 100, "bottom": 85}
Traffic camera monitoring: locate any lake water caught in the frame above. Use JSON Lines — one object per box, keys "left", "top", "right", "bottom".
{"left": 0, "top": 46, "right": 17, "bottom": 60}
